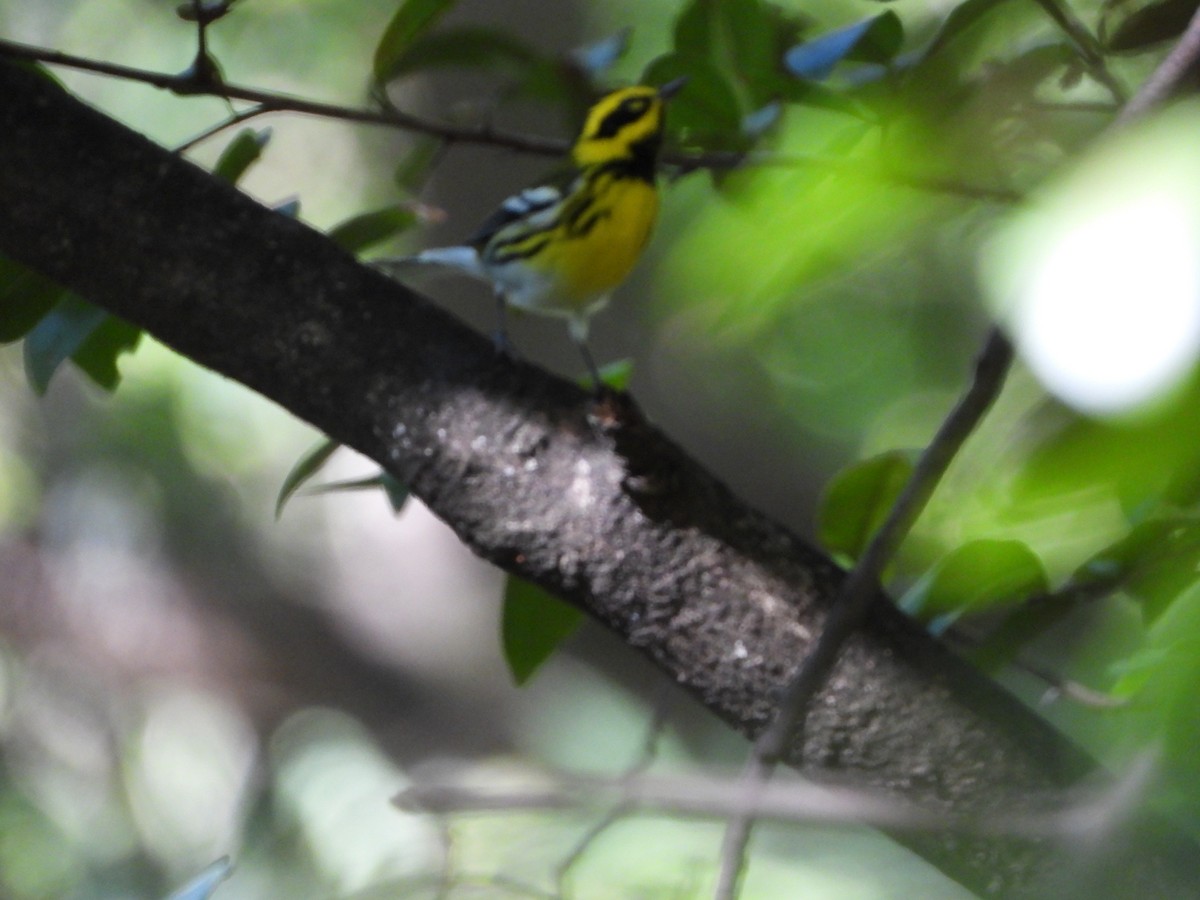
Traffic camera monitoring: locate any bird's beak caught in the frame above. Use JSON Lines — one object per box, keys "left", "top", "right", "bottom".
{"left": 657, "top": 76, "right": 689, "bottom": 101}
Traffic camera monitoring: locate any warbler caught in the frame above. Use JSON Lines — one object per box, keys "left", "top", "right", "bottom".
{"left": 378, "top": 78, "right": 686, "bottom": 387}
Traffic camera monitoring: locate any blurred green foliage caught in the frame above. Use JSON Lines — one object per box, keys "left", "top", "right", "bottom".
{"left": 3, "top": 0, "right": 1200, "bottom": 895}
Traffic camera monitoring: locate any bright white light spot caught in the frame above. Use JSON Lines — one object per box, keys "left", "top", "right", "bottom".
{"left": 982, "top": 104, "right": 1200, "bottom": 415}
{"left": 1014, "top": 193, "right": 1200, "bottom": 413}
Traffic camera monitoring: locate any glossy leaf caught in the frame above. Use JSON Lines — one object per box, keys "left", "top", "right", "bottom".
{"left": 213, "top": 128, "right": 271, "bottom": 184}
{"left": 568, "top": 28, "right": 632, "bottom": 76}
{"left": 275, "top": 437, "right": 340, "bottom": 519}
{"left": 901, "top": 539, "right": 1049, "bottom": 627}
{"left": 817, "top": 449, "right": 916, "bottom": 561}
{"left": 167, "top": 856, "right": 233, "bottom": 900}
{"left": 23, "top": 295, "right": 108, "bottom": 394}
{"left": 785, "top": 12, "right": 904, "bottom": 80}
{"left": 373, "top": 0, "right": 457, "bottom": 83}
{"left": 0, "top": 256, "right": 62, "bottom": 342}
{"left": 502, "top": 577, "right": 584, "bottom": 685}
{"left": 329, "top": 206, "right": 419, "bottom": 254}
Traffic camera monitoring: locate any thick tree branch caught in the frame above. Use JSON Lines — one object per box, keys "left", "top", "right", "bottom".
{"left": 0, "top": 61, "right": 1196, "bottom": 897}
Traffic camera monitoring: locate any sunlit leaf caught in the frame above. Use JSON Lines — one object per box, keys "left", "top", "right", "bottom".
{"left": 502, "top": 577, "right": 584, "bottom": 685}
{"left": 0, "top": 256, "right": 63, "bottom": 343}
{"left": 901, "top": 539, "right": 1049, "bottom": 629}
{"left": 23, "top": 295, "right": 108, "bottom": 394}
{"left": 167, "top": 856, "right": 233, "bottom": 900}
{"left": 817, "top": 449, "right": 916, "bottom": 561}
{"left": 785, "top": 13, "right": 904, "bottom": 80}
{"left": 373, "top": 0, "right": 458, "bottom": 83}
{"left": 275, "top": 437, "right": 340, "bottom": 519}
{"left": 213, "top": 128, "right": 270, "bottom": 184}
{"left": 599, "top": 358, "right": 634, "bottom": 392}
{"left": 329, "top": 206, "right": 420, "bottom": 254}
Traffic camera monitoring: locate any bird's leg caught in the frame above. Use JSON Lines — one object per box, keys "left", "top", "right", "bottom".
{"left": 492, "top": 285, "right": 514, "bottom": 357}
{"left": 569, "top": 316, "right": 605, "bottom": 394}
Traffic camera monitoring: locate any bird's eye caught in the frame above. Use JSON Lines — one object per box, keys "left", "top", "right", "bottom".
{"left": 623, "top": 98, "right": 649, "bottom": 115}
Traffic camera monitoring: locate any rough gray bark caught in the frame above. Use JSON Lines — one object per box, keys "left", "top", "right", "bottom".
{"left": 0, "top": 61, "right": 1195, "bottom": 897}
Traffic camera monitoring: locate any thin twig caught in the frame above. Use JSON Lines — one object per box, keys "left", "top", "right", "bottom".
{"left": 554, "top": 698, "right": 671, "bottom": 895}
{"left": 396, "top": 755, "right": 1152, "bottom": 841}
{"left": 174, "top": 104, "right": 271, "bottom": 153}
{"left": 1115, "top": 3, "right": 1200, "bottom": 125}
{"left": 1029, "top": 0, "right": 1127, "bottom": 104}
{"left": 0, "top": 38, "right": 1021, "bottom": 203}
{"left": 712, "top": 328, "right": 1015, "bottom": 900}
{"left": 942, "top": 626, "right": 1128, "bottom": 710}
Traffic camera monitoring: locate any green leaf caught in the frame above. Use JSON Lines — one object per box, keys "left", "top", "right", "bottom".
{"left": 501, "top": 577, "right": 584, "bottom": 685}
{"left": 373, "top": 0, "right": 458, "bottom": 83}
{"left": 1073, "top": 518, "right": 1200, "bottom": 625}
{"left": 300, "top": 472, "right": 412, "bottom": 515}
{"left": 379, "top": 472, "right": 412, "bottom": 514}
{"left": 901, "top": 539, "right": 1049, "bottom": 627}
{"left": 0, "top": 256, "right": 63, "bottom": 343}
{"left": 642, "top": 54, "right": 744, "bottom": 149}
{"left": 817, "top": 450, "right": 917, "bottom": 562}
{"left": 379, "top": 26, "right": 542, "bottom": 80}
{"left": 578, "top": 358, "right": 634, "bottom": 392}
{"left": 275, "top": 438, "right": 340, "bottom": 519}
{"left": 70, "top": 314, "right": 142, "bottom": 391}
{"left": 394, "top": 138, "right": 444, "bottom": 190}
{"left": 1104, "top": 0, "right": 1200, "bottom": 51}
{"left": 329, "top": 205, "right": 419, "bottom": 254}
{"left": 23, "top": 295, "right": 109, "bottom": 394}
{"left": 213, "top": 128, "right": 271, "bottom": 184}
{"left": 919, "top": 0, "right": 1022, "bottom": 63}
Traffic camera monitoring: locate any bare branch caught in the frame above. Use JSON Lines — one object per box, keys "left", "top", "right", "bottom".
{"left": 3, "top": 58, "right": 1198, "bottom": 898}
{"left": 713, "top": 328, "right": 1014, "bottom": 898}
{"left": 396, "top": 753, "right": 1158, "bottom": 842}
{"left": 1115, "top": 4, "right": 1200, "bottom": 125}
{"left": 0, "top": 38, "right": 1021, "bottom": 204}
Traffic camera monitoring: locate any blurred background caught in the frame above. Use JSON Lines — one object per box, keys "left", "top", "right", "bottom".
{"left": 4, "top": 0, "right": 1200, "bottom": 896}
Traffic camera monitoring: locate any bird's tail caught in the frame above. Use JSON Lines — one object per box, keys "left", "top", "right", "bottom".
{"left": 372, "top": 246, "right": 488, "bottom": 282}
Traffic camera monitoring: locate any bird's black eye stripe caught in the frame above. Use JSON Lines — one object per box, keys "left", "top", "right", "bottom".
{"left": 592, "top": 96, "right": 654, "bottom": 139}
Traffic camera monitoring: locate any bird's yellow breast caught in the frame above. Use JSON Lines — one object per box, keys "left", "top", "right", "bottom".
{"left": 538, "top": 171, "right": 659, "bottom": 306}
